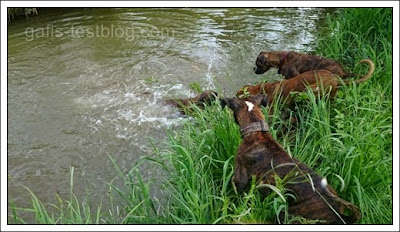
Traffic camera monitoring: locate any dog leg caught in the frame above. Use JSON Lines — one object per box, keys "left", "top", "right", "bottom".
{"left": 280, "top": 66, "right": 299, "bottom": 79}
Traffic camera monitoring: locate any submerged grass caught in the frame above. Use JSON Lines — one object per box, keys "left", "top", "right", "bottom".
{"left": 9, "top": 8, "right": 392, "bottom": 224}
{"left": 9, "top": 167, "right": 103, "bottom": 224}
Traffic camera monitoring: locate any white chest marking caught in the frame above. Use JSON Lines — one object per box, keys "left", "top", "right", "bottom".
{"left": 245, "top": 101, "right": 254, "bottom": 112}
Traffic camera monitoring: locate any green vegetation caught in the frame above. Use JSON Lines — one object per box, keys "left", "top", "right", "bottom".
{"left": 312, "top": 8, "right": 392, "bottom": 224}
{"left": 143, "top": 76, "right": 159, "bottom": 85}
{"left": 9, "top": 8, "right": 392, "bottom": 224}
{"left": 189, "top": 82, "right": 203, "bottom": 94}
{"left": 9, "top": 167, "right": 102, "bottom": 224}
{"left": 7, "top": 8, "right": 38, "bottom": 22}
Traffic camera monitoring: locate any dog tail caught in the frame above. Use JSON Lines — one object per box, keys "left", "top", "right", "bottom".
{"left": 331, "top": 194, "right": 362, "bottom": 224}
{"left": 344, "top": 59, "right": 375, "bottom": 85}
{"left": 324, "top": 185, "right": 362, "bottom": 224}
{"left": 341, "top": 200, "right": 362, "bottom": 224}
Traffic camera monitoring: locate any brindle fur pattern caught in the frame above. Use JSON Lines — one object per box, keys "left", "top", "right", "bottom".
{"left": 240, "top": 60, "right": 374, "bottom": 114}
{"left": 254, "top": 51, "right": 358, "bottom": 79}
{"left": 166, "top": 90, "right": 218, "bottom": 114}
{"left": 223, "top": 96, "right": 361, "bottom": 224}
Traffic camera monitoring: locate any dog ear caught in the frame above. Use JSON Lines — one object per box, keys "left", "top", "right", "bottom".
{"left": 252, "top": 94, "right": 269, "bottom": 107}
{"left": 220, "top": 97, "right": 229, "bottom": 109}
{"left": 220, "top": 97, "right": 233, "bottom": 109}
{"left": 258, "top": 51, "right": 268, "bottom": 63}
{"left": 258, "top": 54, "right": 267, "bottom": 64}
{"left": 220, "top": 97, "right": 240, "bottom": 111}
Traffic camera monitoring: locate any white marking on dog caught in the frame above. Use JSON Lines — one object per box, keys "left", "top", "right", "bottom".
{"left": 321, "top": 177, "right": 328, "bottom": 188}
{"left": 245, "top": 101, "right": 254, "bottom": 112}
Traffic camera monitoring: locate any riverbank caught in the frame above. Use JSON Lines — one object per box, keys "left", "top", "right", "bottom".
{"left": 9, "top": 8, "right": 392, "bottom": 224}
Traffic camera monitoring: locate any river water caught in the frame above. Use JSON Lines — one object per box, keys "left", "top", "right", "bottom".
{"left": 7, "top": 8, "right": 333, "bottom": 221}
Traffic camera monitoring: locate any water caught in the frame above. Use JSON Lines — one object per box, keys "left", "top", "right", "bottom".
{"left": 7, "top": 8, "right": 333, "bottom": 221}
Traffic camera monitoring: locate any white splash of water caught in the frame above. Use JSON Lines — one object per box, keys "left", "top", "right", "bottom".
{"left": 204, "top": 56, "right": 216, "bottom": 90}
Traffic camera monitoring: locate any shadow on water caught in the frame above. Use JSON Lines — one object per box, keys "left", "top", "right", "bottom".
{"left": 7, "top": 7, "right": 334, "bottom": 222}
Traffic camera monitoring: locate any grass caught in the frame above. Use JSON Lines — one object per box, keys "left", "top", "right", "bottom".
{"left": 7, "top": 8, "right": 38, "bottom": 22}
{"left": 312, "top": 8, "right": 392, "bottom": 224}
{"left": 9, "top": 167, "right": 103, "bottom": 224}
{"left": 8, "top": 8, "right": 392, "bottom": 224}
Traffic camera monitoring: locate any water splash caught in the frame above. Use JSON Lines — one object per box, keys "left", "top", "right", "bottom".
{"left": 204, "top": 55, "right": 217, "bottom": 90}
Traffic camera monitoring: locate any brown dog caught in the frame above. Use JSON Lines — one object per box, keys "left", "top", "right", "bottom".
{"left": 166, "top": 90, "right": 218, "bottom": 114}
{"left": 222, "top": 96, "right": 361, "bottom": 224}
{"left": 240, "top": 59, "right": 374, "bottom": 113}
{"left": 254, "top": 51, "right": 367, "bottom": 79}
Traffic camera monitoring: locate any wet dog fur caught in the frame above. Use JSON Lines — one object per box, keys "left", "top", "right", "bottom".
{"left": 240, "top": 59, "right": 374, "bottom": 114}
{"left": 166, "top": 90, "right": 219, "bottom": 114}
{"left": 254, "top": 51, "right": 367, "bottom": 79}
{"left": 222, "top": 96, "right": 361, "bottom": 224}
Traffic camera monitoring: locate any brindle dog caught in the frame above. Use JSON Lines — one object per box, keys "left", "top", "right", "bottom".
{"left": 166, "top": 90, "right": 218, "bottom": 114}
{"left": 222, "top": 96, "right": 361, "bottom": 224}
{"left": 254, "top": 51, "right": 369, "bottom": 79}
{"left": 240, "top": 59, "right": 374, "bottom": 114}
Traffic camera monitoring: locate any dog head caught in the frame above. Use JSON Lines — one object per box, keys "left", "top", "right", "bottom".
{"left": 254, "top": 51, "right": 272, "bottom": 74}
{"left": 166, "top": 90, "right": 219, "bottom": 114}
{"left": 222, "top": 95, "right": 268, "bottom": 191}
{"left": 196, "top": 90, "right": 218, "bottom": 105}
{"left": 221, "top": 95, "right": 268, "bottom": 129}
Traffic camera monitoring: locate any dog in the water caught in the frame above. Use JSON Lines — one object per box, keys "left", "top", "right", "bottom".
{"left": 240, "top": 59, "right": 374, "bottom": 114}
{"left": 254, "top": 51, "right": 370, "bottom": 79}
{"left": 222, "top": 96, "right": 361, "bottom": 224}
{"left": 166, "top": 90, "right": 218, "bottom": 114}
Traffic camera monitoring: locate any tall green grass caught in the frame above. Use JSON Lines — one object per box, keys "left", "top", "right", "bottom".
{"left": 146, "top": 7, "right": 392, "bottom": 224}
{"left": 9, "top": 8, "right": 392, "bottom": 224}
{"left": 312, "top": 8, "right": 392, "bottom": 224}
{"left": 118, "top": 103, "right": 307, "bottom": 224}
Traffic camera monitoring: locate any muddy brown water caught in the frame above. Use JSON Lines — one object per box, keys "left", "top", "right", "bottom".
{"left": 7, "top": 8, "right": 334, "bottom": 221}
